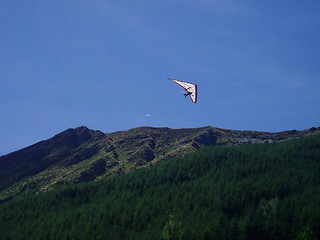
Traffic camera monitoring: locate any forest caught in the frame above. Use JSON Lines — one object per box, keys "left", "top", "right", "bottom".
{"left": 0, "top": 134, "right": 319, "bottom": 240}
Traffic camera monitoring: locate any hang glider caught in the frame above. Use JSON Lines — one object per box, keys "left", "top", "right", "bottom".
{"left": 168, "top": 78, "right": 198, "bottom": 103}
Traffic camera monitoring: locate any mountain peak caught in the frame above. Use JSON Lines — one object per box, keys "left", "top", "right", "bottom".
{"left": 1, "top": 125, "right": 319, "bottom": 199}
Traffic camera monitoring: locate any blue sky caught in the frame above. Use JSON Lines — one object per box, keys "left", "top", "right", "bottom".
{"left": 1, "top": 0, "right": 320, "bottom": 155}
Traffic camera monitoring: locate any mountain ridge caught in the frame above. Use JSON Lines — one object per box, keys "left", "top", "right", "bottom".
{"left": 1, "top": 133, "right": 320, "bottom": 240}
{"left": 1, "top": 125, "right": 319, "bottom": 199}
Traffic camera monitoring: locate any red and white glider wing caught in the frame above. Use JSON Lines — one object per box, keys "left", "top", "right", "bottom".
{"left": 168, "top": 78, "right": 198, "bottom": 103}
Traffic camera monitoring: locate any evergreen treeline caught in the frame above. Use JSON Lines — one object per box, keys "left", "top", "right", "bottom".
{"left": 0, "top": 135, "right": 319, "bottom": 240}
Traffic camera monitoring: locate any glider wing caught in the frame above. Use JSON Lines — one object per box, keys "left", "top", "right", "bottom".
{"left": 168, "top": 78, "right": 198, "bottom": 103}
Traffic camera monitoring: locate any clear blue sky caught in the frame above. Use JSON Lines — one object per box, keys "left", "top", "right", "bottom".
{"left": 1, "top": 0, "right": 320, "bottom": 155}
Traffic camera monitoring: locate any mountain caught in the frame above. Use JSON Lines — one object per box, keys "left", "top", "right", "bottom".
{"left": 1, "top": 125, "right": 319, "bottom": 199}
{"left": 1, "top": 133, "right": 320, "bottom": 240}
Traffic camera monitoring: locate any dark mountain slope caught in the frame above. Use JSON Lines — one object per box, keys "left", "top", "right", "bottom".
{"left": 0, "top": 127, "right": 104, "bottom": 191}
{"left": 0, "top": 134, "right": 319, "bottom": 240}
{"left": 0, "top": 126, "right": 319, "bottom": 199}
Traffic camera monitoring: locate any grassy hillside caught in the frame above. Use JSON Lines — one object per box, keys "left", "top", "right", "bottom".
{"left": 0, "top": 134, "right": 319, "bottom": 240}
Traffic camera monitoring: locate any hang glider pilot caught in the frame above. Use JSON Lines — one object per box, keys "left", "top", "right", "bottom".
{"left": 184, "top": 91, "right": 192, "bottom": 97}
